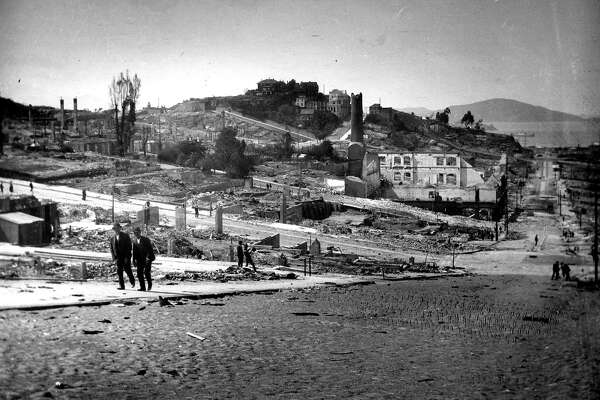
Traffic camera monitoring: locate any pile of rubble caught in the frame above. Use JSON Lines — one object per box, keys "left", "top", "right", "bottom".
{"left": 56, "top": 228, "right": 112, "bottom": 252}
{"left": 160, "top": 265, "right": 296, "bottom": 282}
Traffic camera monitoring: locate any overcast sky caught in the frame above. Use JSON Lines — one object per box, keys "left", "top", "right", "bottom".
{"left": 1, "top": 0, "right": 599, "bottom": 116}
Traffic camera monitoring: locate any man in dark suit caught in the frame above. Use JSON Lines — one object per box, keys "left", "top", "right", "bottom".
{"left": 132, "top": 226, "right": 155, "bottom": 291}
{"left": 110, "top": 222, "right": 135, "bottom": 290}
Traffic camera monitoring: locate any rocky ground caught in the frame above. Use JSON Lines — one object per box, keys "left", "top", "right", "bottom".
{"left": 1, "top": 274, "right": 598, "bottom": 399}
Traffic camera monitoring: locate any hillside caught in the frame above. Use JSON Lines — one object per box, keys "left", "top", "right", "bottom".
{"left": 445, "top": 98, "right": 585, "bottom": 123}
{"left": 0, "top": 96, "right": 60, "bottom": 120}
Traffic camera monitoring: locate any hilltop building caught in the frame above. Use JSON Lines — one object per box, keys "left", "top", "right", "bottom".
{"left": 327, "top": 90, "right": 351, "bottom": 120}
{"left": 368, "top": 103, "right": 395, "bottom": 124}
{"left": 306, "top": 98, "right": 328, "bottom": 112}
{"left": 295, "top": 95, "right": 307, "bottom": 108}
{"left": 256, "top": 79, "right": 282, "bottom": 96}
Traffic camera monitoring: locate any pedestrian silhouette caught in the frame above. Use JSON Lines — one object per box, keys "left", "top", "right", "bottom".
{"left": 534, "top": 234, "right": 539, "bottom": 247}
{"left": 236, "top": 240, "right": 244, "bottom": 268}
{"left": 9, "top": 181, "right": 13, "bottom": 193}
{"left": 132, "top": 226, "right": 155, "bottom": 291}
{"left": 29, "top": 181, "right": 33, "bottom": 192}
{"left": 244, "top": 243, "right": 256, "bottom": 271}
{"left": 0, "top": 182, "right": 3, "bottom": 194}
{"left": 551, "top": 261, "right": 560, "bottom": 280}
{"left": 561, "top": 262, "right": 571, "bottom": 281}
{"left": 82, "top": 189, "right": 87, "bottom": 201}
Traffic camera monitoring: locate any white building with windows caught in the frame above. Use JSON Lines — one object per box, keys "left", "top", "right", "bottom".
{"left": 378, "top": 152, "right": 492, "bottom": 201}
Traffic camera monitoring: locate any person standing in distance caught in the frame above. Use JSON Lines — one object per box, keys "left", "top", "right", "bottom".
{"left": 236, "top": 240, "right": 244, "bottom": 268}
{"left": 244, "top": 243, "right": 256, "bottom": 271}
{"left": 109, "top": 223, "right": 135, "bottom": 290}
{"left": 132, "top": 226, "right": 155, "bottom": 291}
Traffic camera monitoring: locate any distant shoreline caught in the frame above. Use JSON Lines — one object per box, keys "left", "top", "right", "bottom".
{"left": 487, "top": 120, "right": 600, "bottom": 148}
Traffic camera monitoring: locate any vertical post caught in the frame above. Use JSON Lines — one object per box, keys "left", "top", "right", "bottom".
{"left": 304, "top": 258, "right": 307, "bottom": 276}
{"left": 452, "top": 242, "right": 456, "bottom": 268}
{"left": 308, "top": 257, "right": 312, "bottom": 276}
{"left": 280, "top": 189, "right": 286, "bottom": 223}
{"left": 183, "top": 195, "right": 187, "bottom": 229}
{"left": 215, "top": 206, "right": 223, "bottom": 235}
{"left": 559, "top": 187, "right": 562, "bottom": 217}
{"left": 112, "top": 185, "right": 115, "bottom": 223}
{"left": 73, "top": 98, "right": 78, "bottom": 134}
{"left": 504, "top": 184, "right": 509, "bottom": 235}
{"left": 594, "top": 188, "right": 598, "bottom": 283}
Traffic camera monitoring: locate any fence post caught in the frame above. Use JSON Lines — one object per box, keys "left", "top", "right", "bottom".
{"left": 308, "top": 257, "right": 312, "bottom": 276}
{"left": 304, "top": 258, "right": 307, "bottom": 276}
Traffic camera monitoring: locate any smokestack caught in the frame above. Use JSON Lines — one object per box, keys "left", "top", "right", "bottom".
{"left": 350, "top": 92, "right": 363, "bottom": 143}
{"left": 60, "top": 98, "right": 65, "bottom": 132}
{"left": 73, "top": 98, "right": 78, "bottom": 133}
{"left": 28, "top": 104, "right": 33, "bottom": 130}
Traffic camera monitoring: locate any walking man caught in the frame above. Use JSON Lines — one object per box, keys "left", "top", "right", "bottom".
{"left": 109, "top": 223, "right": 135, "bottom": 290}
{"left": 0, "top": 181, "right": 3, "bottom": 194}
{"left": 236, "top": 240, "right": 244, "bottom": 268}
{"left": 82, "top": 189, "right": 86, "bottom": 201}
{"left": 534, "top": 234, "right": 539, "bottom": 247}
{"left": 244, "top": 243, "right": 256, "bottom": 271}
{"left": 561, "top": 262, "right": 571, "bottom": 281}
{"left": 29, "top": 181, "right": 33, "bottom": 192}
{"left": 9, "top": 181, "right": 13, "bottom": 194}
{"left": 132, "top": 226, "right": 155, "bottom": 291}
{"left": 194, "top": 206, "right": 199, "bottom": 218}
{"left": 552, "top": 261, "right": 560, "bottom": 280}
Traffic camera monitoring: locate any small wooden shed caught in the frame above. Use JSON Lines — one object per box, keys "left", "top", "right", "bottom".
{"left": 0, "top": 212, "right": 45, "bottom": 246}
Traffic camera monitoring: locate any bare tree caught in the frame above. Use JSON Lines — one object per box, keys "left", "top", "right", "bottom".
{"left": 109, "top": 70, "right": 141, "bottom": 155}
{"left": 141, "top": 125, "right": 150, "bottom": 157}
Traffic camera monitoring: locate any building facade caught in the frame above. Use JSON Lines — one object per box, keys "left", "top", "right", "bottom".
{"left": 368, "top": 103, "right": 394, "bottom": 124}
{"left": 327, "top": 89, "right": 351, "bottom": 120}
{"left": 295, "top": 95, "right": 307, "bottom": 108}
{"left": 306, "top": 99, "right": 328, "bottom": 112}
{"left": 378, "top": 152, "right": 484, "bottom": 187}
{"left": 257, "top": 79, "right": 281, "bottom": 96}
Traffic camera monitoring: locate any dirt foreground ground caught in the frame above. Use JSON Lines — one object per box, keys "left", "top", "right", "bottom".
{"left": 1, "top": 274, "right": 599, "bottom": 399}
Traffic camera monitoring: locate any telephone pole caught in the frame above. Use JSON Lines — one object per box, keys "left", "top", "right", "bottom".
{"left": 594, "top": 188, "right": 598, "bottom": 283}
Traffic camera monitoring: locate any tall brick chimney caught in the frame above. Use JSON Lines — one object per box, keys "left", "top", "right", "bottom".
{"left": 60, "top": 98, "right": 65, "bottom": 132}
{"left": 347, "top": 92, "right": 365, "bottom": 178}
{"left": 350, "top": 92, "right": 364, "bottom": 143}
{"left": 73, "top": 97, "right": 78, "bottom": 133}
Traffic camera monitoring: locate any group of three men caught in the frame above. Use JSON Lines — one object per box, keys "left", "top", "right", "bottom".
{"left": 110, "top": 223, "right": 155, "bottom": 291}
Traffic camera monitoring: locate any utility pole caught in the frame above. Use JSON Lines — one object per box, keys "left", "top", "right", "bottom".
{"left": 112, "top": 184, "right": 115, "bottom": 223}
{"left": 594, "top": 188, "right": 598, "bottom": 284}
{"left": 504, "top": 184, "right": 509, "bottom": 235}
{"left": 452, "top": 242, "right": 456, "bottom": 268}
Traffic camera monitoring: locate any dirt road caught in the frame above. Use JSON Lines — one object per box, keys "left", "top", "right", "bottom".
{"left": 1, "top": 274, "right": 598, "bottom": 399}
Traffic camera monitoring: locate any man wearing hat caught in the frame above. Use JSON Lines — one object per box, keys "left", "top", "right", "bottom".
{"left": 109, "top": 222, "right": 135, "bottom": 290}
{"left": 132, "top": 226, "right": 155, "bottom": 291}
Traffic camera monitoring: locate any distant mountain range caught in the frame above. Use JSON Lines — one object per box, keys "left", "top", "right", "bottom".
{"left": 399, "top": 98, "right": 587, "bottom": 123}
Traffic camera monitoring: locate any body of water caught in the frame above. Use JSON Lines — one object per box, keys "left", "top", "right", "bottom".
{"left": 488, "top": 121, "right": 600, "bottom": 148}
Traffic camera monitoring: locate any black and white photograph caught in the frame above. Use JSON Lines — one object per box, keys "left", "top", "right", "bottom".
{"left": 0, "top": 0, "right": 599, "bottom": 398}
